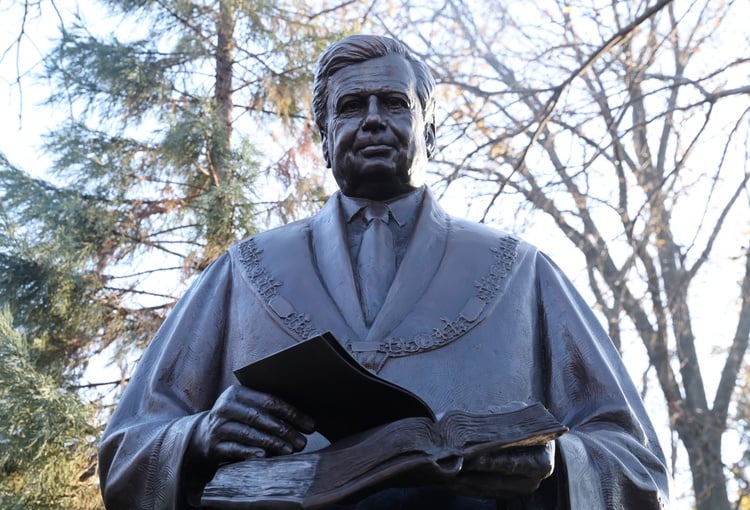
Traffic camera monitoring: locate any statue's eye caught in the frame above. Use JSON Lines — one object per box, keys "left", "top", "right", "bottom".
{"left": 339, "top": 98, "right": 363, "bottom": 114}
{"left": 384, "top": 96, "right": 408, "bottom": 110}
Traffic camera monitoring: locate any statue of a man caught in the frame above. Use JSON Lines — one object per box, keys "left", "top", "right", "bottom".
{"left": 99, "top": 35, "right": 670, "bottom": 509}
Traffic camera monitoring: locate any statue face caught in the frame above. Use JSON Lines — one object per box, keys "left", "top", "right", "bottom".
{"left": 323, "top": 54, "right": 435, "bottom": 200}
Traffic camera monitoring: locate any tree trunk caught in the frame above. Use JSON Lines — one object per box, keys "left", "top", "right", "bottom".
{"left": 204, "top": 0, "right": 236, "bottom": 263}
{"left": 678, "top": 416, "right": 730, "bottom": 510}
{"left": 214, "top": 0, "right": 235, "bottom": 183}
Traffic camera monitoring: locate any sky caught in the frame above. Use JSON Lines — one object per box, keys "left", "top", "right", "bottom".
{"left": 1, "top": 0, "right": 68, "bottom": 175}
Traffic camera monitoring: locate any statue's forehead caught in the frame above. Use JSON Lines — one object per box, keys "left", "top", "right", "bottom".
{"left": 328, "top": 54, "right": 417, "bottom": 106}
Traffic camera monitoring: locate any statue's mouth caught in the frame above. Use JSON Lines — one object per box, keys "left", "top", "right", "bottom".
{"left": 359, "top": 144, "right": 393, "bottom": 157}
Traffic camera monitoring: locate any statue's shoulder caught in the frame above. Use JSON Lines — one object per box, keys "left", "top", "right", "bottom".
{"left": 240, "top": 216, "right": 313, "bottom": 243}
{"left": 447, "top": 214, "right": 538, "bottom": 256}
{"left": 227, "top": 216, "right": 315, "bottom": 265}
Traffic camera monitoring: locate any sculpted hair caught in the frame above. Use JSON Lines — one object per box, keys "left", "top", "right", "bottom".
{"left": 312, "top": 35, "right": 436, "bottom": 137}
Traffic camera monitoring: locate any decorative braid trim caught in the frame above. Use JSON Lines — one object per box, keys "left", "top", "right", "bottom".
{"left": 347, "top": 235, "right": 520, "bottom": 361}
{"left": 476, "top": 236, "right": 519, "bottom": 301}
{"left": 237, "top": 234, "right": 519, "bottom": 371}
{"left": 238, "top": 238, "right": 282, "bottom": 300}
{"left": 238, "top": 238, "right": 319, "bottom": 340}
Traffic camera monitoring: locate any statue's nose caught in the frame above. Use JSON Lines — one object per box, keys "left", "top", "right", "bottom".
{"left": 363, "top": 96, "right": 386, "bottom": 131}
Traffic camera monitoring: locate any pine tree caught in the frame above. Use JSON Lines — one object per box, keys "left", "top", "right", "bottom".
{"left": 2, "top": 0, "right": 339, "bottom": 376}
{"left": 0, "top": 307, "right": 100, "bottom": 508}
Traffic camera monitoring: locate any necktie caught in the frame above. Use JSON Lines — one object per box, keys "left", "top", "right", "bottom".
{"left": 357, "top": 203, "right": 396, "bottom": 326}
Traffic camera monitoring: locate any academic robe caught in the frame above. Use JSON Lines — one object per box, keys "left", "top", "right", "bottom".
{"left": 98, "top": 188, "right": 670, "bottom": 509}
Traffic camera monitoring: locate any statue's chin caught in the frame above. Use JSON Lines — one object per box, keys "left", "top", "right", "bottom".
{"left": 336, "top": 166, "right": 416, "bottom": 201}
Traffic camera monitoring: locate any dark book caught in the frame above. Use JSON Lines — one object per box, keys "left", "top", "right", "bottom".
{"left": 201, "top": 403, "right": 567, "bottom": 509}
{"left": 202, "top": 332, "right": 567, "bottom": 509}
{"left": 233, "top": 332, "right": 434, "bottom": 442}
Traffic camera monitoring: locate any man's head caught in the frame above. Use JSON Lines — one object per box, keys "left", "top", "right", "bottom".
{"left": 312, "top": 35, "right": 437, "bottom": 200}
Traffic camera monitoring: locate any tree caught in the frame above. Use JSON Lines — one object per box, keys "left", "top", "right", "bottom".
{"left": 371, "top": 0, "right": 750, "bottom": 508}
{"left": 0, "top": 307, "right": 100, "bottom": 508}
{"left": 1, "top": 0, "right": 344, "bottom": 377}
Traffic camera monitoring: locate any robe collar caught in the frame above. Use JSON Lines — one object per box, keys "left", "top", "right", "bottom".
{"left": 338, "top": 187, "right": 424, "bottom": 228}
{"left": 310, "top": 186, "right": 448, "bottom": 342}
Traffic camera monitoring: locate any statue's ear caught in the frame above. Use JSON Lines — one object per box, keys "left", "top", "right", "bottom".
{"left": 321, "top": 132, "right": 331, "bottom": 168}
{"left": 424, "top": 123, "right": 436, "bottom": 159}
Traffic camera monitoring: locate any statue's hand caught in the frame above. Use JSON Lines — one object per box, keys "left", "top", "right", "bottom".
{"left": 446, "top": 442, "right": 555, "bottom": 499}
{"left": 188, "top": 385, "right": 315, "bottom": 466}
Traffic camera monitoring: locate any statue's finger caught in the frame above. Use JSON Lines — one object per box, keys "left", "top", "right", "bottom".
{"left": 213, "top": 440, "right": 267, "bottom": 462}
{"left": 219, "top": 415, "right": 302, "bottom": 455}
{"left": 233, "top": 385, "right": 316, "bottom": 434}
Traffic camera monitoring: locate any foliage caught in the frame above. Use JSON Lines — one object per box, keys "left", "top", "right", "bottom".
{"left": 0, "top": 154, "right": 151, "bottom": 378}
{"left": 0, "top": 307, "right": 101, "bottom": 508}
{"left": 1, "top": 0, "right": 347, "bottom": 378}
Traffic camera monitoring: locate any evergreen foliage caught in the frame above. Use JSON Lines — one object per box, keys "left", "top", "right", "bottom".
{"left": 2, "top": 0, "right": 338, "bottom": 377}
{"left": 0, "top": 153, "right": 160, "bottom": 377}
{"left": 0, "top": 307, "right": 101, "bottom": 508}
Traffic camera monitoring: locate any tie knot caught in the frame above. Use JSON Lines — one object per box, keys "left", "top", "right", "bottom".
{"left": 363, "top": 203, "right": 390, "bottom": 225}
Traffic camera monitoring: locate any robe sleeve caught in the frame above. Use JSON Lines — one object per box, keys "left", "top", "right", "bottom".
{"left": 98, "top": 253, "right": 234, "bottom": 509}
{"left": 536, "top": 252, "right": 670, "bottom": 509}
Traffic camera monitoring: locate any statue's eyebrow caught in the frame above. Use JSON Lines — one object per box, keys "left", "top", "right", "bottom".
{"left": 333, "top": 88, "right": 410, "bottom": 106}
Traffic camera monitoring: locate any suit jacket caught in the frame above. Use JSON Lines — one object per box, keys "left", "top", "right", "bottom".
{"left": 99, "top": 188, "right": 670, "bottom": 509}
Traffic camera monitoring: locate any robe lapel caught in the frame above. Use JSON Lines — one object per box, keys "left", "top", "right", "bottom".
{"left": 310, "top": 193, "right": 369, "bottom": 339}
{"left": 309, "top": 189, "right": 450, "bottom": 344}
{"left": 236, "top": 188, "right": 514, "bottom": 373}
{"left": 365, "top": 189, "right": 449, "bottom": 342}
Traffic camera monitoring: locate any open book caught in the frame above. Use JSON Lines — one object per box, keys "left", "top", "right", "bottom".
{"left": 201, "top": 333, "right": 567, "bottom": 509}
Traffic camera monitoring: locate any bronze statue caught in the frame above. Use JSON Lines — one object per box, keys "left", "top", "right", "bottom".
{"left": 99, "top": 35, "right": 670, "bottom": 509}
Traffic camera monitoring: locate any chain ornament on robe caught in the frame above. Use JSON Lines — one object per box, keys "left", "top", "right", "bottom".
{"left": 238, "top": 238, "right": 320, "bottom": 340}
{"left": 346, "top": 235, "right": 520, "bottom": 372}
{"left": 236, "top": 234, "right": 519, "bottom": 373}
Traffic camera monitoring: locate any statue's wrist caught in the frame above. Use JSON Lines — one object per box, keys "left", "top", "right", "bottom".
{"left": 186, "top": 411, "right": 212, "bottom": 465}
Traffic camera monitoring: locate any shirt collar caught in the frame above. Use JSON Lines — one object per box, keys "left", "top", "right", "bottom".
{"left": 339, "top": 186, "right": 425, "bottom": 227}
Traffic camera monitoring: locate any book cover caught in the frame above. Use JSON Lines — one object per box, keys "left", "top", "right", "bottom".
{"left": 233, "top": 332, "right": 435, "bottom": 442}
